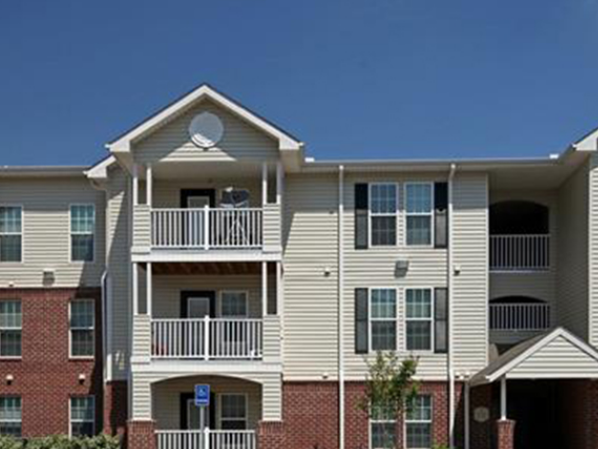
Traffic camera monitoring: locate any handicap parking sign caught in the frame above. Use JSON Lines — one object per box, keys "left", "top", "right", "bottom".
{"left": 195, "top": 384, "right": 210, "bottom": 407}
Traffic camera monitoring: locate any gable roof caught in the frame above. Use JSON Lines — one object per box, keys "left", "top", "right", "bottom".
{"left": 470, "top": 327, "right": 598, "bottom": 386}
{"left": 106, "top": 83, "right": 303, "bottom": 154}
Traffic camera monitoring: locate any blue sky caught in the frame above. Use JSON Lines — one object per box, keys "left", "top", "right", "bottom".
{"left": 1, "top": 0, "right": 598, "bottom": 166}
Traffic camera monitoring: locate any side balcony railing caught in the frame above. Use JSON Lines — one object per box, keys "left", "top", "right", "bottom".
{"left": 489, "top": 234, "right": 550, "bottom": 271}
{"left": 156, "top": 430, "right": 256, "bottom": 449}
{"left": 151, "top": 317, "right": 263, "bottom": 360}
{"left": 489, "top": 303, "right": 551, "bottom": 331}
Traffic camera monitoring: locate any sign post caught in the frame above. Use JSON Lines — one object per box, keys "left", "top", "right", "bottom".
{"left": 195, "top": 384, "right": 210, "bottom": 448}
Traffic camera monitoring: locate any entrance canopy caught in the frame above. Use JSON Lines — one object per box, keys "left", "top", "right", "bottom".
{"left": 470, "top": 327, "right": 598, "bottom": 386}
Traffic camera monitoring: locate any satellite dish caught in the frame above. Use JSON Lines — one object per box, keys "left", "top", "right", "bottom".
{"left": 221, "top": 188, "right": 250, "bottom": 208}
{"left": 189, "top": 112, "right": 224, "bottom": 148}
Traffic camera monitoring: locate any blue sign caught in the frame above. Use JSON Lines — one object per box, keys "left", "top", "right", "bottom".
{"left": 195, "top": 384, "right": 210, "bottom": 407}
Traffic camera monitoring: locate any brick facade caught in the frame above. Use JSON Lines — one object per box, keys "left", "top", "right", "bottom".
{"left": 496, "top": 420, "right": 515, "bottom": 449}
{"left": 127, "top": 420, "right": 156, "bottom": 449}
{"left": 0, "top": 288, "right": 103, "bottom": 438}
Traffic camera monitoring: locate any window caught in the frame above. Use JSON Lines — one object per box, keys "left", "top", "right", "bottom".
{"left": 406, "top": 395, "right": 432, "bottom": 449}
{"left": 0, "top": 207, "right": 22, "bottom": 262}
{"left": 405, "top": 183, "right": 433, "bottom": 246}
{"left": 220, "top": 291, "right": 248, "bottom": 317}
{"left": 70, "top": 205, "right": 95, "bottom": 262}
{"left": 369, "top": 184, "right": 397, "bottom": 246}
{"left": 220, "top": 394, "right": 247, "bottom": 430}
{"left": 370, "top": 405, "right": 396, "bottom": 449}
{"left": 70, "top": 299, "right": 94, "bottom": 357}
{"left": 406, "top": 289, "right": 433, "bottom": 351}
{"left": 0, "top": 397, "right": 21, "bottom": 438}
{"left": 0, "top": 301, "right": 21, "bottom": 358}
{"left": 70, "top": 396, "right": 95, "bottom": 437}
{"left": 370, "top": 289, "right": 396, "bottom": 351}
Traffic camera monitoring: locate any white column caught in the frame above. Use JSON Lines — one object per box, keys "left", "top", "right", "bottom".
{"left": 132, "top": 262, "right": 139, "bottom": 316}
{"left": 262, "top": 261, "right": 268, "bottom": 317}
{"left": 500, "top": 376, "right": 507, "bottom": 420}
{"left": 262, "top": 162, "right": 268, "bottom": 206}
{"left": 276, "top": 161, "right": 283, "bottom": 205}
{"left": 146, "top": 262, "right": 152, "bottom": 317}
{"left": 146, "top": 164, "right": 153, "bottom": 207}
{"left": 132, "top": 164, "right": 139, "bottom": 206}
{"left": 276, "top": 261, "right": 283, "bottom": 316}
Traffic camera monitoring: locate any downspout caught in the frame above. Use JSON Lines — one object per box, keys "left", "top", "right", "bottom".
{"left": 338, "top": 165, "right": 345, "bottom": 449}
{"left": 448, "top": 164, "right": 457, "bottom": 449}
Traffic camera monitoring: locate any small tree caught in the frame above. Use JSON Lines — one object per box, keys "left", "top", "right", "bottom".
{"left": 359, "top": 352, "right": 419, "bottom": 448}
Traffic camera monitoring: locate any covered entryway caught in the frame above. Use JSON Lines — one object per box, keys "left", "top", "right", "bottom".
{"left": 469, "top": 328, "right": 598, "bottom": 449}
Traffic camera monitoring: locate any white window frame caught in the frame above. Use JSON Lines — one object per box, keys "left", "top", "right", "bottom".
{"left": 404, "top": 182, "right": 434, "bottom": 247}
{"left": 218, "top": 291, "right": 249, "bottom": 318}
{"left": 404, "top": 288, "right": 434, "bottom": 353}
{"left": 69, "top": 395, "right": 95, "bottom": 437}
{"left": 404, "top": 395, "right": 433, "bottom": 449}
{"left": 0, "top": 205, "right": 23, "bottom": 264}
{"left": 0, "top": 396, "right": 22, "bottom": 438}
{"left": 0, "top": 300, "right": 22, "bottom": 359}
{"left": 368, "top": 183, "right": 399, "bottom": 247}
{"left": 369, "top": 288, "right": 398, "bottom": 352}
{"left": 69, "top": 299, "right": 95, "bottom": 359}
{"left": 69, "top": 204, "right": 96, "bottom": 263}
{"left": 369, "top": 405, "right": 397, "bottom": 449}
{"left": 218, "top": 393, "right": 248, "bottom": 430}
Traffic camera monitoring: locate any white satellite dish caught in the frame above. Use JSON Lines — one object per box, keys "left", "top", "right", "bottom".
{"left": 188, "top": 112, "right": 224, "bottom": 148}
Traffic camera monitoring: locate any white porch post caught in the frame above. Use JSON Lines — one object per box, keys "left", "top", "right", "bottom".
{"left": 132, "top": 262, "right": 139, "bottom": 315}
{"left": 276, "top": 161, "right": 283, "bottom": 205}
{"left": 262, "top": 162, "right": 268, "bottom": 206}
{"left": 146, "top": 164, "right": 153, "bottom": 207}
{"left": 276, "top": 261, "right": 282, "bottom": 315}
{"left": 146, "top": 262, "right": 152, "bottom": 316}
{"left": 132, "top": 164, "right": 139, "bottom": 206}
{"left": 500, "top": 376, "right": 508, "bottom": 421}
{"left": 262, "top": 261, "right": 268, "bottom": 317}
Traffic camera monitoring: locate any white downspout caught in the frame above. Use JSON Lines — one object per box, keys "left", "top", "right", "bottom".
{"left": 448, "top": 164, "right": 457, "bottom": 448}
{"left": 338, "top": 165, "right": 345, "bottom": 449}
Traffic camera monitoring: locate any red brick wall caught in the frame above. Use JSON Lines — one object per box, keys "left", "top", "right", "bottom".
{"left": 0, "top": 288, "right": 103, "bottom": 437}
{"left": 127, "top": 420, "right": 156, "bottom": 449}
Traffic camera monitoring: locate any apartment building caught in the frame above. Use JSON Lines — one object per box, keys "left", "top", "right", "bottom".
{"left": 1, "top": 83, "right": 598, "bottom": 449}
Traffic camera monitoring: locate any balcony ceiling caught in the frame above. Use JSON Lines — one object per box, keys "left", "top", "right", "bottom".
{"left": 149, "top": 161, "right": 275, "bottom": 181}
{"left": 150, "top": 261, "right": 275, "bottom": 276}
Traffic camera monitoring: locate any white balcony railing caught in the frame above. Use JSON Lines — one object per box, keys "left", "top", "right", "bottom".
{"left": 151, "top": 207, "right": 263, "bottom": 249}
{"left": 151, "top": 317, "right": 263, "bottom": 360}
{"left": 490, "top": 303, "right": 551, "bottom": 331}
{"left": 156, "top": 430, "right": 257, "bottom": 449}
{"left": 490, "top": 234, "right": 550, "bottom": 271}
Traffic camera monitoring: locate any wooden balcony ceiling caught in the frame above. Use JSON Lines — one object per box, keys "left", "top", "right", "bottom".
{"left": 151, "top": 261, "right": 275, "bottom": 276}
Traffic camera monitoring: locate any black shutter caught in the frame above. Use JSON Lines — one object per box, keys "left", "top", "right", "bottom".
{"left": 434, "top": 183, "right": 448, "bottom": 248}
{"left": 434, "top": 288, "right": 448, "bottom": 354}
{"left": 355, "top": 288, "right": 369, "bottom": 354}
{"left": 355, "top": 184, "right": 369, "bottom": 249}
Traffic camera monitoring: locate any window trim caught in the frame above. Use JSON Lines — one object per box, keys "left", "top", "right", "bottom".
{"left": 0, "top": 300, "right": 22, "bottom": 360}
{"left": 0, "top": 205, "right": 23, "bottom": 264}
{"left": 369, "top": 288, "right": 398, "bottom": 352}
{"left": 369, "top": 411, "right": 397, "bottom": 449}
{"left": 404, "top": 182, "right": 435, "bottom": 247}
{"left": 69, "top": 203, "right": 96, "bottom": 263}
{"left": 69, "top": 395, "right": 95, "bottom": 438}
{"left": 404, "top": 287, "right": 435, "bottom": 353}
{"left": 218, "top": 393, "right": 248, "bottom": 430}
{"left": 404, "top": 395, "right": 433, "bottom": 449}
{"left": 368, "top": 183, "right": 399, "bottom": 248}
{"left": 0, "top": 395, "right": 22, "bottom": 438}
{"left": 218, "top": 290, "right": 250, "bottom": 318}
{"left": 69, "top": 299, "right": 95, "bottom": 359}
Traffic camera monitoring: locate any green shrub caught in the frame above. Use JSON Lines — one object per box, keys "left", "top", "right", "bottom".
{"left": 0, "top": 434, "right": 120, "bottom": 449}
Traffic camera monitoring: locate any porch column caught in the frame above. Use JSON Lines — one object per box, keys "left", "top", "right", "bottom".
{"left": 133, "top": 163, "right": 139, "bottom": 206}
{"left": 262, "top": 162, "right": 268, "bottom": 206}
{"left": 496, "top": 376, "right": 515, "bottom": 449}
{"left": 276, "top": 261, "right": 282, "bottom": 315}
{"left": 132, "top": 262, "right": 139, "bottom": 315}
{"left": 262, "top": 261, "right": 268, "bottom": 317}
{"left": 127, "top": 375, "right": 156, "bottom": 449}
{"left": 500, "top": 376, "right": 507, "bottom": 421}
{"left": 276, "top": 161, "right": 283, "bottom": 205}
{"left": 146, "top": 164, "right": 153, "bottom": 207}
{"left": 146, "top": 262, "right": 152, "bottom": 317}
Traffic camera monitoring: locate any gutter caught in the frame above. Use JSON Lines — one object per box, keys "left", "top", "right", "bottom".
{"left": 338, "top": 164, "right": 345, "bottom": 449}
{"left": 448, "top": 163, "right": 457, "bottom": 448}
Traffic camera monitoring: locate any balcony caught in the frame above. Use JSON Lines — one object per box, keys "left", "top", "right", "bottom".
{"left": 489, "top": 234, "right": 550, "bottom": 271}
{"left": 156, "top": 430, "right": 256, "bottom": 449}
{"left": 151, "top": 317, "right": 263, "bottom": 360}
{"left": 490, "top": 302, "right": 551, "bottom": 332}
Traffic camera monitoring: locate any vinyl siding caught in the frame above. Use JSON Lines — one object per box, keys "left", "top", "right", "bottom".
{"left": 508, "top": 335, "right": 598, "bottom": 378}
{"left": 0, "top": 177, "right": 105, "bottom": 288}
{"left": 557, "top": 163, "right": 589, "bottom": 339}
{"left": 589, "top": 153, "right": 598, "bottom": 346}
{"left": 133, "top": 100, "right": 279, "bottom": 165}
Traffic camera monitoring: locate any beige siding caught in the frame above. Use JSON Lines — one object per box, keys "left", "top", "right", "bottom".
{"left": 452, "top": 173, "right": 488, "bottom": 372}
{"left": 283, "top": 173, "right": 339, "bottom": 380}
{"left": 557, "top": 163, "right": 589, "bottom": 339}
{"left": 509, "top": 335, "right": 598, "bottom": 378}
{"left": 133, "top": 100, "right": 279, "bottom": 165}
{"left": 590, "top": 153, "right": 598, "bottom": 346}
{"left": 0, "top": 177, "right": 105, "bottom": 288}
